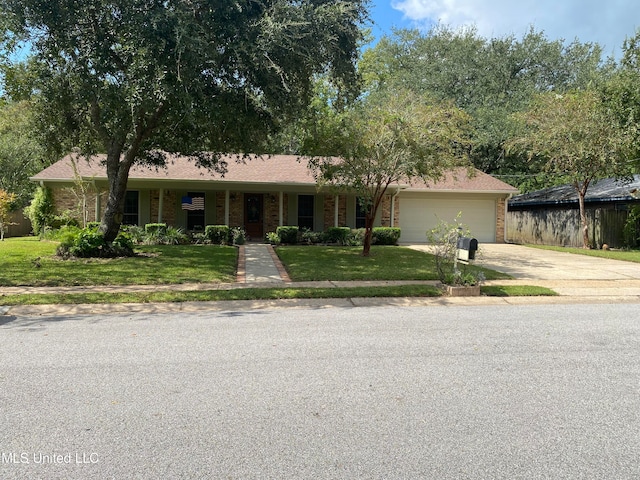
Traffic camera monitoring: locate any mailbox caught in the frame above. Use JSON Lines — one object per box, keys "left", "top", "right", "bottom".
{"left": 456, "top": 237, "right": 478, "bottom": 261}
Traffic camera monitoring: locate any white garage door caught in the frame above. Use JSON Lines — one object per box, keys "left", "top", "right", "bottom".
{"left": 399, "top": 196, "right": 497, "bottom": 243}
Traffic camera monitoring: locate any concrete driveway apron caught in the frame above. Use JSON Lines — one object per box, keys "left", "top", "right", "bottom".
{"left": 407, "top": 243, "right": 640, "bottom": 297}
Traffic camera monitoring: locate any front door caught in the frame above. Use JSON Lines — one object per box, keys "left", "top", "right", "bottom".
{"left": 244, "top": 193, "right": 263, "bottom": 240}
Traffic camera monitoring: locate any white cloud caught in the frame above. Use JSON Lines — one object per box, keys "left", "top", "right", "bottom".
{"left": 390, "top": 0, "right": 640, "bottom": 57}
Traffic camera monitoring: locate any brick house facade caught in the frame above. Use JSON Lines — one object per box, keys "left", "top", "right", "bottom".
{"left": 32, "top": 154, "right": 517, "bottom": 243}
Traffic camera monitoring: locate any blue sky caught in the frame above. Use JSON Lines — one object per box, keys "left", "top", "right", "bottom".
{"left": 368, "top": 0, "right": 640, "bottom": 58}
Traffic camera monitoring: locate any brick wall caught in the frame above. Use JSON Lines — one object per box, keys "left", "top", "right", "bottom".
{"left": 379, "top": 194, "right": 400, "bottom": 227}
{"left": 495, "top": 197, "right": 506, "bottom": 243}
{"left": 52, "top": 186, "right": 106, "bottom": 224}
{"left": 149, "top": 190, "right": 177, "bottom": 225}
{"left": 322, "top": 195, "right": 347, "bottom": 228}
{"left": 264, "top": 193, "right": 288, "bottom": 233}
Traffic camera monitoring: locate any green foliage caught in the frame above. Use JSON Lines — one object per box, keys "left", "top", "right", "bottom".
{"left": 276, "top": 226, "right": 299, "bottom": 244}
{"left": 623, "top": 206, "right": 640, "bottom": 248}
{"left": 345, "top": 228, "right": 366, "bottom": 246}
{"left": 324, "top": 226, "right": 351, "bottom": 245}
{"left": 306, "top": 88, "right": 472, "bottom": 256}
{"left": 265, "top": 231, "right": 281, "bottom": 245}
{"left": 86, "top": 221, "right": 100, "bottom": 230}
{"left": 122, "top": 224, "right": 145, "bottom": 244}
{"left": 56, "top": 227, "right": 134, "bottom": 258}
{"left": 372, "top": 227, "right": 401, "bottom": 245}
{"left": 0, "top": 188, "right": 17, "bottom": 240}
{"left": 427, "top": 214, "right": 484, "bottom": 286}
{"left": 0, "top": 0, "right": 367, "bottom": 241}
{"left": 145, "top": 223, "right": 167, "bottom": 235}
{"left": 230, "top": 226, "right": 246, "bottom": 246}
{"left": 0, "top": 100, "right": 50, "bottom": 206}
{"left": 24, "top": 185, "right": 55, "bottom": 236}
{"left": 358, "top": 26, "right": 611, "bottom": 189}
{"left": 205, "top": 225, "right": 230, "bottom": 245}
{"left": 507, "top": 89, "right": 630, "bottom": 248}
{"left": 51, "top": 210, "right": 80, "bottom": 229}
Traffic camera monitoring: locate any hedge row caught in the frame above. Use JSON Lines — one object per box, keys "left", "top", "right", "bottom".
{"left": 266, "top": 226, "right": 401, "bottom": 246}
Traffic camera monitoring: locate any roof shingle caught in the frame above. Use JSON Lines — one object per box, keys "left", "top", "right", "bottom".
{"left": 32, "top": 153, "right": 518, "bottom": 193}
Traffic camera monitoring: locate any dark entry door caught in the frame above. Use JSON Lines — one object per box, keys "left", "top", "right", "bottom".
{"left": 244, "top": 194, "right": 263, "bottom": 240}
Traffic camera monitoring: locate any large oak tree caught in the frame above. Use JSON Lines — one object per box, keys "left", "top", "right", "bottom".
{"left": 0, "top": 0, "right": 368, "bottom": 242}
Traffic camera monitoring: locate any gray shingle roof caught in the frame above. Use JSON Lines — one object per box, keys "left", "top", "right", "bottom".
{"left": 509, "top": 175, "right": 640, "bottom": 207}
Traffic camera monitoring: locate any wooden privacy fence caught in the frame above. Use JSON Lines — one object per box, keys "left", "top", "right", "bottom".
{"left": 507, "top": 207, "right": 634, "bottom": 248}
{"left": 3, "top": 211, "right": 32, "bottom": 238}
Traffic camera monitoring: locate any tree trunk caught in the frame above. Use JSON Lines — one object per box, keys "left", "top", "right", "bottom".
{"left": 362, "top": 214, "right": 374, "bottom": 257}
{"left": 100, "top": 146, "right": 130, "bottom": 243}
{"left": 577, "top": 186, "right": 590, "bottom": 249}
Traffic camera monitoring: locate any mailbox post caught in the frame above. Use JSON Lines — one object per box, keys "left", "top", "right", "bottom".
{"left": 455, "top": 237, "right": 478, "bottom": 272}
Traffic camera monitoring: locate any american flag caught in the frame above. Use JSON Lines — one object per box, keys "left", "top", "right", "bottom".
{"left": 181, "top": 196, "right": 205, "bottom": 211}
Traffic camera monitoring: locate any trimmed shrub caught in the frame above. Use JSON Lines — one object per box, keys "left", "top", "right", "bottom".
{"left": 372, "top": 227, "right": 401, "bottom": 245}
{"left": 145, "top": 223, "right": 167, "bottom": 235}
{"left": 205, "top": 225, "right": 230, "bottom": 245}
{"left": 276, "top": 226, "right": 299, "bottom": 244}
{"left": 324, "top": 226, "right": 351, "bottom": 245}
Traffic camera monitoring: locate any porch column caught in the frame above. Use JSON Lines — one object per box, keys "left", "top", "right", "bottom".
{"left": 279, "top": 191, "right": 284, "bottom": 226}
{"left": 334, "top": 195, "right": 339, "bottom": 227}
{"left": 224, "top": 190, "right": 230, "bottom": 226}
{"left": 390, "top": 193, "right": 395, "bottom": 227}
{"left": 158, "top": 188, "right": 164, "bottom": 223}
{"left": 94, "top": 185, "right": 101, "bottom": 223}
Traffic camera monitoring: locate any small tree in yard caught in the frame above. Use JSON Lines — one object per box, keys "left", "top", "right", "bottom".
{"left": 307, "top": 89, "right": 472, "bottom": 256}
{"left": 507, "top": 89, "right": 631, "bottom": 249}
{"left": 0, "top": 188, "right": 16, "bottom": 240}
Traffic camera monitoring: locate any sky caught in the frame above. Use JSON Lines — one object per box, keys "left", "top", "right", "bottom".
{"left": 368, "top": 0, "right": 640, "bottom": 58}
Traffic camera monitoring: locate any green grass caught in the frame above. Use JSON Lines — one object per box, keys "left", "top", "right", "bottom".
{"left": 0, "top": 284, "right": 444, "bottom": 305}
{"left": 275, "top": 245, "right": 511, "bottom": 281}
{"left": 0, "top": 284, "right": 560, "bottom": 306}
{"left": 528, "top": 244, "right": 640, "bottom": 263}
{"left": 481, "top": 285, "right": 558, "bottom": 297}
{"left": 0, "top": 237, "right": 237, "bottom": 286}
{"left": 4, "top": 238, "right": 556, "bottom": 306}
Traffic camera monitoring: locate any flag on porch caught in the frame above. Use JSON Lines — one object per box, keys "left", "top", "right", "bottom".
{"left": 181, "top": 196, "right": 205, "bottom": 211}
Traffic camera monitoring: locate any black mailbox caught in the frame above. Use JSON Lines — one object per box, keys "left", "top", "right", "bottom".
{"left": 456, "top": 237, "right": 478, "bottom": 261}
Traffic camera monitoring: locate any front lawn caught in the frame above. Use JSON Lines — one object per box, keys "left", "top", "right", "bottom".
{"left": 275, "top": 245, "right": 511, "bottom": 281}
{"left": 0, "top": 237, "right": 237, "bottom": 286}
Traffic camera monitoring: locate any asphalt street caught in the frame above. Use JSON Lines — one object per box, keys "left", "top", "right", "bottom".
{"left": 1, "top": 304, "right": 639, "bottom": 479}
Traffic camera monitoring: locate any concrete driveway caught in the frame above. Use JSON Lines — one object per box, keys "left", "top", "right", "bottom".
{"left": 478, "top": 243, "right": 640, "bottom": 280}
{"left": 407, "top": 243, "right": 640, "bottom": 297}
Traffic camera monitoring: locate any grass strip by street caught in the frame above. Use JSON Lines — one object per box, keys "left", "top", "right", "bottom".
{"left": 0, "top": 285, "right": 443, "bottom": 305}
{"left": 528, "top": 244, "right": 640, "bottom": 263}
{"left": 0, "top": 285, "right": 557, "bottom": 306}
{"left": 480, "top": 285, "right": 558, "bottom": 297}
